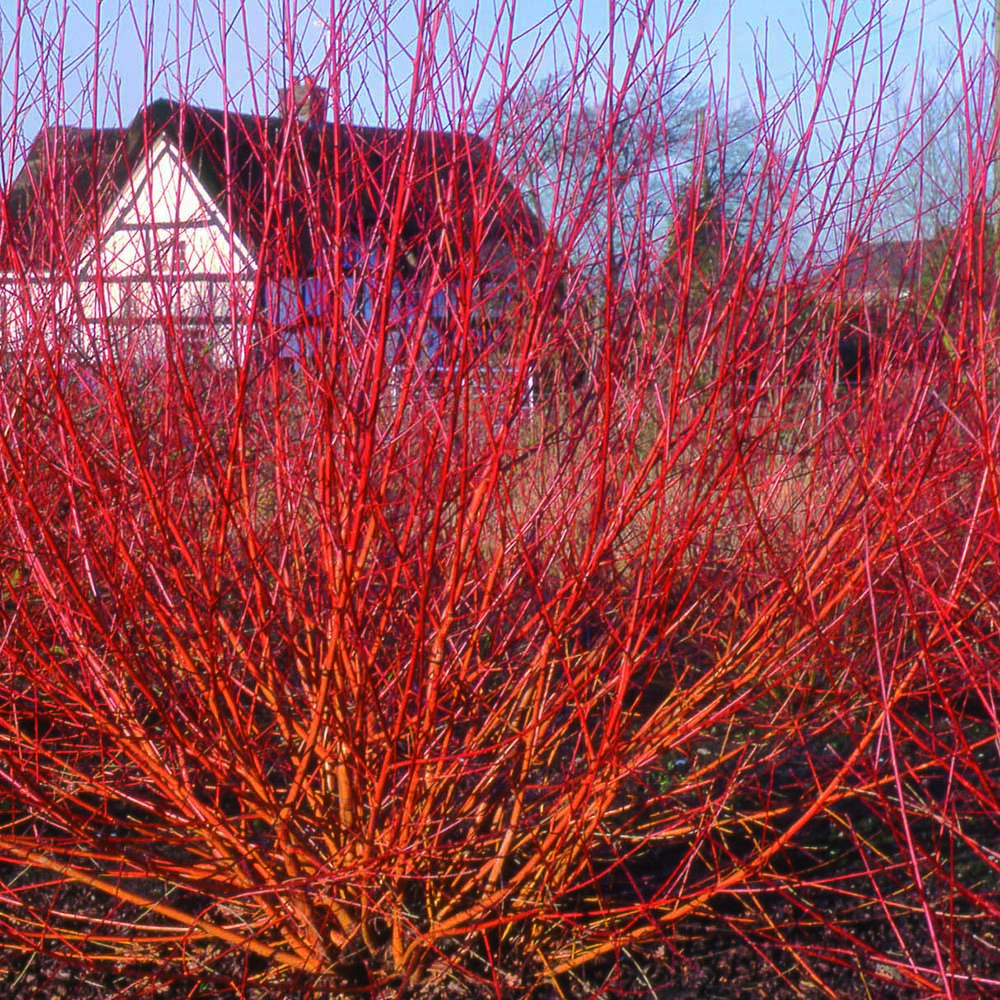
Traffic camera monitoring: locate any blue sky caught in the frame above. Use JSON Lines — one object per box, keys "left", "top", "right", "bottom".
{"left": 0, "top": 0, "right": 993, "bottom": 240}
{"left": 0, "top": 0, "right": 984, "bottom": 128}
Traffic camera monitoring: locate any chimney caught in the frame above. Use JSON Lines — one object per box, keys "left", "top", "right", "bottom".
{"left": 279, "top": 76, "right": 327, "bottom": 126}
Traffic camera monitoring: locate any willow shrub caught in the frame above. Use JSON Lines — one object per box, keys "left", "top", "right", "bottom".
{"left": 1, "top": 2, "right": 999, "bottom": 996}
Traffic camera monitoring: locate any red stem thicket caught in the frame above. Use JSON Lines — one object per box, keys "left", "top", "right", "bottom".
{"left": 0, "top": 2, "right": 998, "bottom": 996}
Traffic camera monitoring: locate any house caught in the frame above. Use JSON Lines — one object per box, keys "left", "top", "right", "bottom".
{"left": 0, "top": 84, "right": 546, "bottom": 375}
{"left": 833, "top": 234, "right": 973, "bottom": 379}
{"left": 840, "top": 238, "right": 930, "bottom": 304}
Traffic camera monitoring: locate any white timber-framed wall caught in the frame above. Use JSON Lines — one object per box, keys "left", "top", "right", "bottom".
{"left": 1, "top": 135, "right": 259, "bottom": 371}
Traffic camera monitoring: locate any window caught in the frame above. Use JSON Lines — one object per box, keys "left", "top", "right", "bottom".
{"left": 143, "top": 231, "right": 188, "bottom": 280}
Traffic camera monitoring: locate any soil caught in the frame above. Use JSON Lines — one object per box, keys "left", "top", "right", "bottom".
{"left": 3, "top": 710, "right": 998, "bottom": 998}
{"left": 4, "top": 859, "right": 999, "bottom": 1000}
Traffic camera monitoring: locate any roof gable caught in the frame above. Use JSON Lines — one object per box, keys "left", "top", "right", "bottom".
{"left": 81, "top": 133, "right": 256, "bottom": 281}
